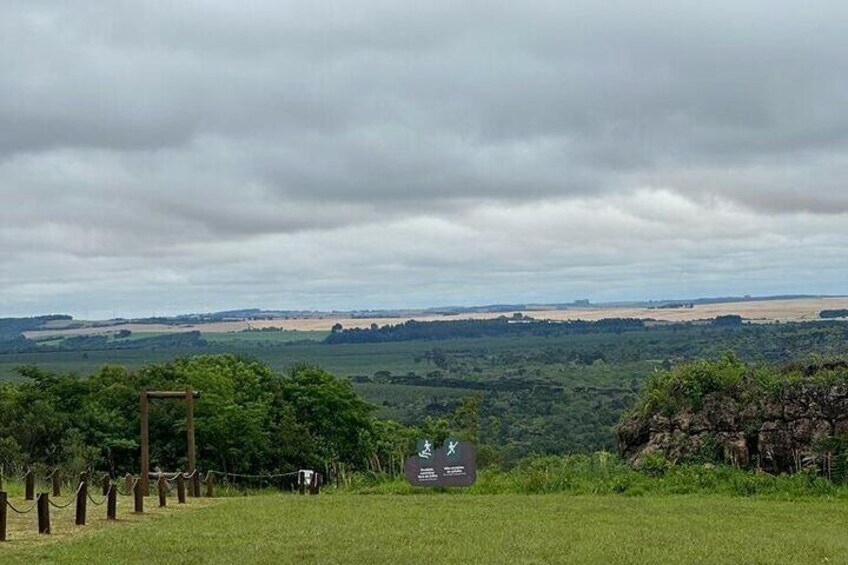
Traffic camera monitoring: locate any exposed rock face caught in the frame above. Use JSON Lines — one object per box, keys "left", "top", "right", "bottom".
{"left": 618, "top": 382, "right": 848, "bottom": 473}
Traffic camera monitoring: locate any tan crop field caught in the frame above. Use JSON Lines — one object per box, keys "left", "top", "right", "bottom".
{"left": 24, "top": 297, "right": 848, "bottom": 339}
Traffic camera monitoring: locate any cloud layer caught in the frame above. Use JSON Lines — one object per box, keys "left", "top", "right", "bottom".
{"left": 2, "top": 1, "right": 847, "bottom": 317}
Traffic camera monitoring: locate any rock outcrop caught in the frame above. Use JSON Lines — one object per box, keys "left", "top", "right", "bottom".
{"left": 618, "top": 372, "right": 848, "bottom": 473}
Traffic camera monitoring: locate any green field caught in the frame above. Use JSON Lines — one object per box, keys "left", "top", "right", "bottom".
{"left": 3, "top": 494, "right": 847, "bottom": 564}
{"left": 201, "top": 330, "right": 330, "bottom": 345}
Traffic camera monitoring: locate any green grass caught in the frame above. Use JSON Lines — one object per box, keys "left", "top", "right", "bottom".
{"left": 200, "top": 330, "right": 329, "bottom": 345}
{"left": 2, "top": 494, "right": 847, "bottom": 563}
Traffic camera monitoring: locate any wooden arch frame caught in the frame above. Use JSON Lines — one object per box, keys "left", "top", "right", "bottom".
{"left": 139, "top": 387, "right": 201, "bottom": 495}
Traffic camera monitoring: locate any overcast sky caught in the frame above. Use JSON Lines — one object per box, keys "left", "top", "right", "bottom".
{"left": 2, "top": 1, "right": 847, "bottom": 318}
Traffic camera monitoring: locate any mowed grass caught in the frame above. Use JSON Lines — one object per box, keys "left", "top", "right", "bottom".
{"left": 3, "top": 494, "right": 848, "bottom": 564}
{"left": 0, "top": 489, "right": 216, "bottom": 555}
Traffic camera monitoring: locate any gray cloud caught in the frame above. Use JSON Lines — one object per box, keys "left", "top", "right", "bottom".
{"left": 1, "top": 0, "right": 847, "bottom": 316}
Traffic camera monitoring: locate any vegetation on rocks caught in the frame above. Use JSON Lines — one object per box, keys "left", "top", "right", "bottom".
{"left": 618, "top": 356, "right": 848, "bottom": 477}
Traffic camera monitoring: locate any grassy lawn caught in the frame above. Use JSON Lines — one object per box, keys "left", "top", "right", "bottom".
{"left": 3, "top": 494, "right": 848, "bottom": 564}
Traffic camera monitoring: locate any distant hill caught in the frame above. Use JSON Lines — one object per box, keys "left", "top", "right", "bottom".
{"left": 0, "top": 315, "right": 72, "bottom": 338}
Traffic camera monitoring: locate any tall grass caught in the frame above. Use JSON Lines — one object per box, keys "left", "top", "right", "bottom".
{"left": 341, "top": 452, "right": 848, "bottom": 499}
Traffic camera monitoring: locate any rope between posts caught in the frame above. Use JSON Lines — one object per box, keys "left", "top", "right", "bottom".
{"left": 6, "top": 499, "right": 37, "bottom": 514}
{"left": 48, "top": 481, "right": 86, "bottom": 509}
{"left": 117, "top": 478, "right": 138, "bottom": 497}
{"left": 208, "top": 470, "right": 299, "bottom": 479}
{"left": 162, "top": 472, "right": 183, "bottom": 483}
{"left": 87, "top": 486, "right": 109, "bottom": 506}
{"left": 47, "top": 497, "right": 75, "bottom": 509}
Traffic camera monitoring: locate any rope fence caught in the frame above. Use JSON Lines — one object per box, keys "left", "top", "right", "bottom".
{"left": 116, "top": 477, "right": 136, "bottom": 497}
{"left": 87, "top": 487, "right": 109, "bottom": 506}
{"left": 46, "top": 482, "right": 84, "bottom": 510}
{"left": 0, "top": 466, "right": 323, "bottom": 542}
{"left": 207, "top": 470, "right": 299, "bottom": 479}
{"left": 0, "top": 467, "right": 89, "bottom": 500}
{"left": 5, "top": 499, "right": 37, "bottom": 515}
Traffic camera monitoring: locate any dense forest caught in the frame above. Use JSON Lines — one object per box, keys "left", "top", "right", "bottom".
{"left": 2, "top": 317, "right": 848, "bottom": 475}
{"left": 325, "top": 316, "right": 648, "bottom": 343}
{"left": 0, "top": 356, "right": 430, "bottom": 479}
{"left": 821, "top": 309, "right": 848, "bottom": 319}
{"left": 4, "top": 353, "right": 848, "bottom": 485}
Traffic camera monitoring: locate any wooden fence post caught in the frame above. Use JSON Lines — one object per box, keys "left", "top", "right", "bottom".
{"left": 158, "top": 476, "right": 167, "bottom": 508}
{"left": 25, "top": 470, "right": 35, "bottom": 501}
{"left": 101, "top": 474, "right": 111, "bottom": 496}
{"left": 298, "top": 471, "right": 305, "bottom": 495}
{"left": 0, "top": 491, "right": 7, "bottom": 542}
{"left": 133, "top": 479, "right": 143, "bottom": 514}
{"left": 125, "top": 473, "right": 134, "bottom": 494}
{"left": 37, "top": 493, "right": 50, "bottom": 534}
{"left": 205, "top": 472, "right": 214, "bottom": 497}
{"left": 176, "top": 473, "right": 186, "bottom": 504}
{"left": 192, "top": 472, "right": 200, "bottom": 498}
{"left": 75, "top": 480, "right": 87, "bottom": 526}
{"left": 106, "top": 483, "right": 117, "bottom": 521}
{"left": 52, "top": 470, "right": 61, "bottom": 497}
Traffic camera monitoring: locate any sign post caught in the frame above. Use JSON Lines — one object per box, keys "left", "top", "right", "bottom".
{"left": 404, "top": 438, "right": 476, "bottom": 487}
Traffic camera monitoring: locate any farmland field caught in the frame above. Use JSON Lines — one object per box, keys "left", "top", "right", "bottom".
{"left": 21, "top": 297, "right": 848, "bottom": 337}
{"left": 3, "top": 494, "right": 847, "bottom": 564}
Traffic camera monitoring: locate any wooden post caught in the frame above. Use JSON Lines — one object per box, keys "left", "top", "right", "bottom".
{"left": 106, "top": 484, "right": 117, "bottom": 521}
{"left": 298, "top": 471, "right": 306, "bottom": 495}
{"left": 25, "top": 469, "right": 35, "bottom": 501}
{"left": 101, "top": 474, "right": 111, "bottom": 496}
{"left": 37, "top": 493, "right": 50, "bottom": 534}
{"left": 125, "top": 473, "right": 134, "bottom": 494}
{"left": 176, "top": 473, "right": 186, "bottom": 504}
{"left": 158, "top": 476, "right": 167, "bottom": 508}
{"left": 133, "top": 479, "right": 143, "bottom": 513}
{"left": 309, "top": 472, "right": 319, "bottom": 495}
{"left": 52, "top": 470, "right": 61, "bottom": 497}
{"left": 185, "top": 386, "right": 196, "bottom": 476}
{"left": 140, "top": 388, "right": 149, "bottom": 496}
{"left": 75, "top": 480, "right": 87, "bottom": 526}
{"left": 0, "top": 491, "right": 7, "bottom": 542}
{"left": 192, "top": 472, "right": 200, "bottom": 498}
{"left": 205, "top": 472, "right": 214, "bottom": 498}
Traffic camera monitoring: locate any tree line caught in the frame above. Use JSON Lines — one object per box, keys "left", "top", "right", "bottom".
{"left": 0, "top": 354, "right": 477, "bottom": 479}
{"left": 325, "top": 317, "right": 648, "bottom": 344}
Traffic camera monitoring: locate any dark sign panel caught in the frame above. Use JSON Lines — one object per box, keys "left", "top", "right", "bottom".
{"left": 404, "top": 438, "right": 476, "bottom": 487}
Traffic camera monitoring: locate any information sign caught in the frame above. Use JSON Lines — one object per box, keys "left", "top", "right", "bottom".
{"left": 404, "top": 438, "right": 476, "bottom": 487}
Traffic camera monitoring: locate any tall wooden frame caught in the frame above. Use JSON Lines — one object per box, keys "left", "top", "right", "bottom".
{"left": 139, "top": 387, "right": 200, "bottom": 495}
